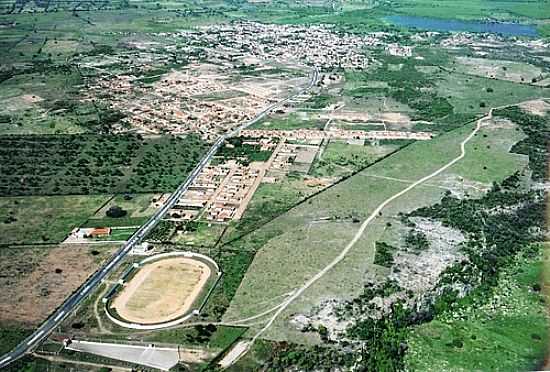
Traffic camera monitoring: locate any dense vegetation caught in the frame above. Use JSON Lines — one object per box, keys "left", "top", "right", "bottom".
{"left": 373, "top": 241, "right": 396, "bottom": 267}
{"left": 348, "top": 55, "right": 454, "bottom": 121}
{"left": 0, "top": 134, "right": 207, "bottom": 196}
{"left": 146, "top": 220, "right": 176, "bottom": 242}
{"left": 213, "top": 137, "right": 274, "bottom": 165}
{"left": 495, "top": 106, "right": 550, "bottom": 181}
{"left": 405, "top": 230, "right": 429, "bottom": 251}
{"left": 0, "top": 326, "right": 32, "bottom": 354}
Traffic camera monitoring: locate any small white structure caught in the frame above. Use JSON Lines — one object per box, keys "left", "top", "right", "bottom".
{"left": 131, "top": 242, "right": 153, "bottom": 255}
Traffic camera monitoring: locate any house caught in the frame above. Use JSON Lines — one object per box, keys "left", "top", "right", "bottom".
{"left": 89, "top": 227, "right": 111, "bottom": 238}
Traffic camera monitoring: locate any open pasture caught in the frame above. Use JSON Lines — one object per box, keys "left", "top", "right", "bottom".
{"left": 0, "top": 195, "right": 109, "bottom": 245}
{"left": 224, "top": 112, "right": 530, "bottom": 342}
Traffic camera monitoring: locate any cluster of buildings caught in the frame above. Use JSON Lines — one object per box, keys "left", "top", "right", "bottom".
{"left": 79, "top": 22, "right": 425, "bottom": 138}
{"left": 63, "top": 227, "right": 112, "bottom": 244}
{"left": 179, "top": 22, "right": 379, "bottom": 69}
{"left": 266, "top": 143, "right": 319, "bottom": 180}
{"left": 84, "top": 65, "right": 278, "bottom": 139}
{"left": 205, "top": 162, "right": 263, "bottom": 222}
{"left": 169, "top": 137, "right": 278, "bottom": 223}
{"left": 240, "top": 129, "right": 433, "bottom": 141}
{"left": 386, "top": 43, "right": 413, "bottom": 57}
{"left": 173, "top": 161, "right": 261, "bottom": 223}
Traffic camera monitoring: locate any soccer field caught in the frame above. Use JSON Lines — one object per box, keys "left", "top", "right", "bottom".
{"left": 112, "top": 257, "right": 211, "bottom": 324}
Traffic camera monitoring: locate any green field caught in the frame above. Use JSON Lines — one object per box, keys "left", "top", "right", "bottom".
{"left": 83, "top": 193, "right": 160, "bottom": 228}
{"left": 311, "top": 141, "right": 400, "bottom": 178}
{"left": 251, "top": 113, "right": 326, "bottom": 131}
{"left": 224, "top": 178, "right": 314, "bottom": 242}
{"left": 0, "top": 2, "right": 548, "bottom": 369}
{"left": 435, "top": 71, "right": 547, "bottom": 115}
{"left": 344, "top": 52, "right": 546, "bottom": 125}
{"left": 92, "top": 227, "right": 137, "bottom": 241}
{"left": 385, "top": 0, "right": 550, "bottom": 21}
{"left": 173, "top": 221, "right": 226, "bottom": 248}
{"left": 223, "top": 113, "right": 530, "bottom": 342}
{"left": 0, "top": 195, "right": 109, "bottom": 245}
{"left": 406, "top": 254, "right": 548, "bottom": 371}
{"left": 143, "top": 325, "right": 246, "bottom": 350}
{"left": 0, "top": 326, "right": 32, "bottom": 355}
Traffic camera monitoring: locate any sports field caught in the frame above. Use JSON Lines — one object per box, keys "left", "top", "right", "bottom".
{"left": 112, "top": 257, "right": 211, "bottom": 324}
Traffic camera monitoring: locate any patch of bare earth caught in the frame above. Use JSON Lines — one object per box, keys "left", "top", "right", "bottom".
{"left": 519, "top": 99, "right": 550, "bottom": 117}
{"left": 390, "top": 218, "right": 465, "bottom": 293}
{"left": 0, "top": 244, "right": 117, "bottom": 326}
{"left": 179, "top": 347, "right": 217, "bottom": 364}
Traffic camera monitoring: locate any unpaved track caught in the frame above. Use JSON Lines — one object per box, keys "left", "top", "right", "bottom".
{"left": 223, "top": 103, "right": 536, "bottom": 367}
{"left": 250, "top": 111, "right": 492, "bottom": 341}
{"left": 112, "top": 257, "right": 210, "bottom": 324}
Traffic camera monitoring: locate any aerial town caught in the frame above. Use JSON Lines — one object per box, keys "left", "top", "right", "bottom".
{"left": 0, "top": 0, "right": 549, "bottom": 371}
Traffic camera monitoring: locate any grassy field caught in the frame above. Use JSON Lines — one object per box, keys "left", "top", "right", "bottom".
{"left": 223, "top": 115, "right": 530, "bottom": 342}
{"left": 439, "top": 117, "right": 527, "bottom": 184}
{"left": 346, "top": 51, "right": 546, "bottom": 125}
{"left": 0, "top": 195, "right": 109, "bottom": 245}
{"left": 93, "top": 227, "right": 137, "bottom": 241}
{"left": 173, "top": 222, "right": 226, "bottom": 248}
{"left": 311, "top": 141, "right": 400, "bottom": 178}
{"left": 83, "top": 193, "right": 161, "bottom": 229}
{"left": 143, "top": 324, "right": 246, "bottom": 350}
{"left": 453, "top": 57, "right": 545, "bottom": 85}
{"left": 385, "top": 0, "right": 550, "bottom": 21}
{"left": 435, "top": 71, "right": 547, "bottom": 115}
{"left": 92, "top": 194, "right": 160, "bottom": 219}
{"left": 250, "top": 113, "right": 326, "bottom": 131}
{"left": 223, "top": 175, "right": 326, "bottom": 242}
{"left": 405, "top": 253, "right": 548, "bottom": 371}
{"left": 0, "top": 243, "right": 117, "bottom": 327}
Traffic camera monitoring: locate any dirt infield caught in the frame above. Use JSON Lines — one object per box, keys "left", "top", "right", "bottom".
{"left": 111, "top": 257, "right": 211, "bottom": 324}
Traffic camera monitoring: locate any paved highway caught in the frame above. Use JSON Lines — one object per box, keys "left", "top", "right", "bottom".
{"left": 0, "top": 67, "right": 318, "bottom": 370}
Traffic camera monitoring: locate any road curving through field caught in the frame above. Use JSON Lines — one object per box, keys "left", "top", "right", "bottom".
{"left": 223, "top": 100, "right": 547, "bottom": 367}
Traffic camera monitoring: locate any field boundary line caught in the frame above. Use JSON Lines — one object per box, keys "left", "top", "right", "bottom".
{"left": 224, "top": 100, "right": 545, "bottom": 366}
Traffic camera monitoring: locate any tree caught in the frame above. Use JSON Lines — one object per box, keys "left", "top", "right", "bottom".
{"left": 106, "top": 205, "right": 127, "bottom": 218}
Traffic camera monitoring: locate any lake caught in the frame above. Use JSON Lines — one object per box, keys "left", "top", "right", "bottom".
{"left": 386, "top": 15, "right": 539, "bottom": 37}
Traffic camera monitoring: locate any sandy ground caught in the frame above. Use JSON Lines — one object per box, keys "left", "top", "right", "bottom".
{"left": 112, "top": 257, "right": 210, "bottom": 324}
{"left": 519, "top": 99, "right": 550, "bottom": 117}
{"left": 0, "top": 244, "right": 116, "bottom": 326}
{"left": 320, "top": 111, "right": 411, "bottom": 124}
{"left": 218, "top": 341, "right": 251, "bottom": 369}
{"left": 178, "top": 347, "right": 216, "bottom": 364}
{"left": 21, "top": 94, "right": 44, "bottom": 103}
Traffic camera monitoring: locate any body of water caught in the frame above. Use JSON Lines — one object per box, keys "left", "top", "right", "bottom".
{"left": 386, "top": 15, "right": 539, "bottom": 37}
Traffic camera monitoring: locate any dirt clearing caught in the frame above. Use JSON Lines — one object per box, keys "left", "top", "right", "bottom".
{"left": 519, "top": 99, "right": 550, "bottom": 117}
{"left": 0, "top": 244, "right": 117, "bottom": 326}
